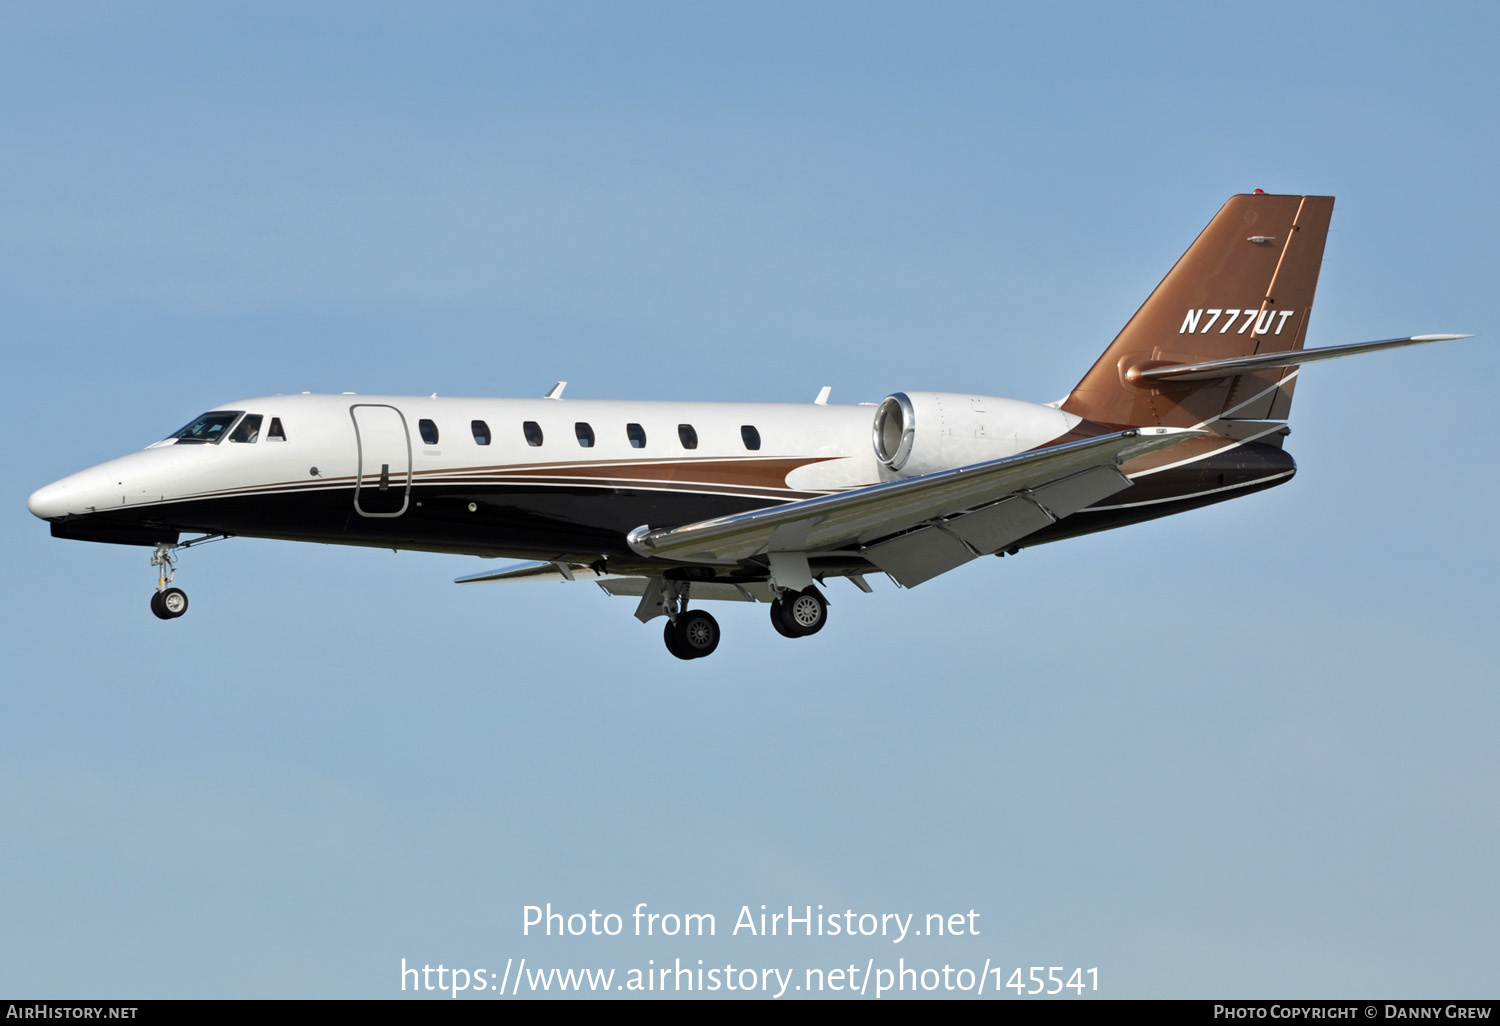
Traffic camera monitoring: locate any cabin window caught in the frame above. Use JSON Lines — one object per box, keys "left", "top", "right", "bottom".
{"left": 228, "top": 414, "right": 262, "bottom": 443}
{"left": 575, "top": 422, "right": 595, "bottom": 447}
{"left": 419, "top": 419, "right": 439, "bottom": 445}
{"left": 626, "top": 423, "right": 647, "bottom": 448}
{"left": 678, "top": 424, "right": 698, "bottom": 449}
{"left": 523, "top": 421, "right": 544, "bottom": 446}
{"left": 170, "top": 411, "right": 241, "bottom": 444}
{"left": 471, "top": 420, "right": 491, "bottom": 445}
{"left": 741, "top": 425, "right": 761, "bottom": 451}
{"left": 268, "top": 417, "right": 287, "bottom": 441}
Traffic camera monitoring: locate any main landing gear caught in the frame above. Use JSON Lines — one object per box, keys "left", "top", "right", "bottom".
{"left": 650, "top": 580, "right": 723, "bottom": 660}
{"left": 664, "top": 609, "right": 721, "bottom": 660}
{"left": 658, "top": 584, "right": 829, "bottom": 659}
{"left": 770, "top": 586, "right": 828, "bottom": 639}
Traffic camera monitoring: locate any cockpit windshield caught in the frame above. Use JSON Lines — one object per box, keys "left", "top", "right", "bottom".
{"left": 170, "top": 411, "right": 243, "bottom": 444}
{"left": 228, "top": 414, "right": 262, "bottom": 443}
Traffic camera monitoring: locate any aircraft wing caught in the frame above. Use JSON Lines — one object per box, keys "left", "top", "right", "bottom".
{"left": 455, "top": 560, "right": 616, "bottom": 585}
{"left": 626, "top": 427, "right": 1201, "bottom": 584}
{"left": 454, "top": 559, "right": 778, "bottom": 604}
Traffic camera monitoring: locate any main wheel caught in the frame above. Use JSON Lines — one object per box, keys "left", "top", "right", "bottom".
{"left": 776, "top": 587, "right": 827, "bottom": 637}
{"left": 769, "top": 601, "right": 795, "bottom": 638}
{"left": 675, "top": 610, "right": 721, "bottom": 658}
{"left": 155, "top": 587, "right": 188, "bottom": 619}
{"left": 664, "top": 620, "right": 693, "bottom": 660}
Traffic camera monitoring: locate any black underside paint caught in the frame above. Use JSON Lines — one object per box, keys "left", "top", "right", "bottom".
{"left": 41, "top": 443, "right": 1297, "bottom": 570}
{"left": 50, "top": 519, "right": 180, "bottom": 547}
{"left": 50, "top": 485, "right": 782, "bottom": 559}
{"left": 1018, "top": 441, "right": 1297, "bottom": 548}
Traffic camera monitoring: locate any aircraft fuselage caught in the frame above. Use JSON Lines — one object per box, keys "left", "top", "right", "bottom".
{"left": 29, "top": 392, "right": 1292, "bottom": 566}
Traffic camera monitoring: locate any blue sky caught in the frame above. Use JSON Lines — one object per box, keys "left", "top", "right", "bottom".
{"left": 3, "top": 1, "right": 1497, "bottom": 999}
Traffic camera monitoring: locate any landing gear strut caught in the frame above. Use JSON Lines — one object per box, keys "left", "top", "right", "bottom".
{"left": 149, "top": 542, "right": 188, "bottom": 620}
{"left": 145, "top": 534, "right": 227, "bottom": 620}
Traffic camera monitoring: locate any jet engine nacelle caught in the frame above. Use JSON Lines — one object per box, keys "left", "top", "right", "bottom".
{"left": 871, "top": 391, "right": 1081, "bottom": 477}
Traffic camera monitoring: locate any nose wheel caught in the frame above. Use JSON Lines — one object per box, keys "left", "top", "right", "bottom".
{"left": 150, "top": 587, "right": 189, "bottom": 620}
{"left": 148, "top": 540, "right": 192, "bottom": 620}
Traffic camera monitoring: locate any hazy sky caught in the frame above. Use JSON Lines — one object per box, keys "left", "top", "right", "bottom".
{"left": 3, "top": 1, "right": 1497, "bottom": 999}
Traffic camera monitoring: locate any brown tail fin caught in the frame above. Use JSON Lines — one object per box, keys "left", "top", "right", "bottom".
{"left": 1062, "top": 193, "right": 1334, "bottom": 429}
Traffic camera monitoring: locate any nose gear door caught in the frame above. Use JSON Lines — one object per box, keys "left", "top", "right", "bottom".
{"left": 350, "top": 404, "right": 411, "bottom": 517}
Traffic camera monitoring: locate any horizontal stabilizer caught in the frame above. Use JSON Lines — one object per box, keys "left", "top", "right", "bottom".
{"left": 1138, "top": 334, "right": 1474, "bottom": 383}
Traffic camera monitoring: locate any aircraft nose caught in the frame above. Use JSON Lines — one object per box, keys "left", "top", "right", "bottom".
{"left": 27, "top": 467, "right": 110, "bottom": 519}
{"left": 28, "top": 481, "right": 70, "bottom": 519}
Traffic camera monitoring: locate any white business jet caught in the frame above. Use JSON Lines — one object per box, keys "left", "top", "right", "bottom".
{"left": 27, "top": 193, "right": 1472, "bottom": 658}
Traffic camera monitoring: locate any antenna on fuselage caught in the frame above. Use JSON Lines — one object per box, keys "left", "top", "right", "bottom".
{"left": 545, "top": 381, "right": 567, "bottom": 399}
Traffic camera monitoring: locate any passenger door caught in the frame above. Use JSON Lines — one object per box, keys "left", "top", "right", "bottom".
{"left": 350, "top": 404, "right": 411, "bottom": 517}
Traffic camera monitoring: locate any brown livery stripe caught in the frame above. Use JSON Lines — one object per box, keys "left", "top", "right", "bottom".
{"left": 174, "top": 455, "right": 841, "bottom": 503}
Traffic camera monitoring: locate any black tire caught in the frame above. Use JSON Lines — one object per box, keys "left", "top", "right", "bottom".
{"left": 664, "top": 620, "right": 694, "bottom": 660}
{"left": 675, "top": 610, "right": 721, "bottom": 658}
{"left": 159, "top": 587, "right": 189, "bottom": 619}
{"left": 776, "top": 587, "right": 826, "bottom": 637}
{"left": 769, "top": 601, "right": 795, "bottom": 638}
{"left": 150, "top": 591, "right": 171, "bottom": 620}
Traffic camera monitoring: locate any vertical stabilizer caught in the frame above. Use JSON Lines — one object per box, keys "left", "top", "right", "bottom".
{"left": 1062, "top": 193, "right": 1334, "bottom": 429}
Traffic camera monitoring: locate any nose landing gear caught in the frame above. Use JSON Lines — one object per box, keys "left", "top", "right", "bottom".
{"left": 145, "top": 534, "right": 227, "bottom": 620}
{"left": 149, "top": 542, "right": 188, "bottom": 620}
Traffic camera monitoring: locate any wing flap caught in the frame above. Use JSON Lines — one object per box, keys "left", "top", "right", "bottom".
{"left": 863, "top": 464, "right": 1133, "bottom": 587}
{"left": 942, "top": 493, "right": 1056, "bottom": 555}
{"left": 1024, "top": 464, "right": 1131, "bottom": 518}
{"left": 863, "top": 527, "right": 976, "bottom": 588}
{"left": 627, "top": 427, "right": 1201, "bottom": 565}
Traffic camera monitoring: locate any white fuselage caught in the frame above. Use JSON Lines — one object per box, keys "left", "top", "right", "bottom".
{"left": 28, "top": 392, "right": 1080, "bottom": 562}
